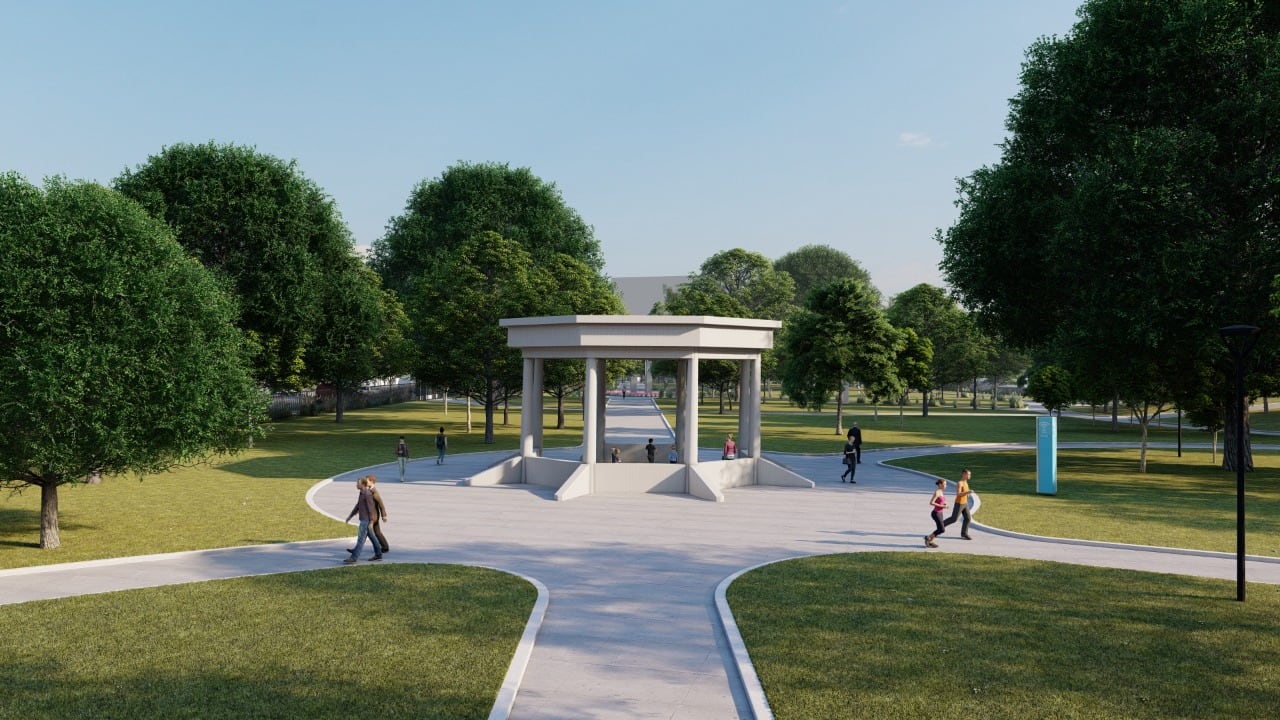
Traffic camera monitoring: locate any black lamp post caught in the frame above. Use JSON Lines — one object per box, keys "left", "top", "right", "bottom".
{"left": 1219, "top": 323, "right": 1260, "bottom": 602}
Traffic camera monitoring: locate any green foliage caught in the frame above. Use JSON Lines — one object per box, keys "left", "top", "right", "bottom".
{"left": 774, "top": 243, "right": 880, "bottom": 307}
{"left": 371, "top": 161, "right": 602, "bottom": 296}
{"left": 0, "top": 174, "right": 264, "bottom": 548}
{"left": 1026, "top": 364, "right": 1074, "bottom": 414}
{"left": 939, "top": 0, "right": 1280, "bottom": 443}
{"left": 115, "top": 142, "right": 351, "bottom": 388}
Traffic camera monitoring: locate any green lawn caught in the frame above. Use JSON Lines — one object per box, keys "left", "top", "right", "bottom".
{"left": 0, "top": 564, "right": 534, "bottom": 720}
{"left": 888, "top": 448, "right": 1280, "bottom": 556}
{"left": 729, "top": 553, "right": 1280, "bottom": 720}
{"left": 0, "top": 400, "right": 583, "bottom": 569}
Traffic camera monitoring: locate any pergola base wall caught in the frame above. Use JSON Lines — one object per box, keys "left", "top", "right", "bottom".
{"left": 756, "top": 457, "right": 817, "bottom": 488}
{"left": 463, "top": 456, "right": 522, "bottom": 487}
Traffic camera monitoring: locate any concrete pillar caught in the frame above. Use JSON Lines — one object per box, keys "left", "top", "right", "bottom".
{"left": 583, "top": 356, "right": 598, "bottom": 465}
{"left": 521, "top": 358, "right": 537, "bottom": 460}
{"left": 738, "top": 360, "right": 750, "bottom": 456}
{"left": 595, "top": 358, "right": 608, "bottom": 463}
{"left": 749, "top": 357, "right": 762, "bottom": 459}
{"left": 683, "top": 356, "right": 699, "bottom": 465}
{"left": 531, "top": 358, "right": 544, "bottom": 456}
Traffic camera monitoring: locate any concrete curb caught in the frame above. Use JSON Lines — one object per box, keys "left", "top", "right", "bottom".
{"left": 486, "top": 568, "right": 549, "bottom": 720}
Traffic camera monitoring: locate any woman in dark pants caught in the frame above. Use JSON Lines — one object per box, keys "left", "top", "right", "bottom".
{"left": 924, "top": 478, "right": 947, "bottom": 548}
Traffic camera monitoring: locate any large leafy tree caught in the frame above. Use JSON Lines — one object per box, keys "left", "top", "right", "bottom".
{"left": 779, "top": 279, "right": 900, "bottom": 434}
{"left": 306, "top": 254, "right": 413, "bottom": 423}
{"left": 371, "top": 161, "right": 603, "bottom": 297}
{"left": 939, "top": 0, "right": 1280, "bottom": 470}
{"left": 115, "top": 142, "right": 350, "bottom": 388}
{"left": 655, "top": 249, "right": 796, "bottom": 412}
{"left": 0, "top": 175, "right": 264, "bottom": 549}
{"left": 885, "top": 284, "right": 973, "bottom": 415}
{"left": 775, "top": 244, "right": 881, "bottom": 308}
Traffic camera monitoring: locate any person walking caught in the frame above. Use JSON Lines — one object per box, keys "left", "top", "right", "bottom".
{"left": 841, "top": 435, "right": 857, "bottom": 483}
{"left": 394, "top": 435, "right": 409, "bottom": 482}
{"left": 722, "top": 434, "right": 737, "bottom": 460}
{"left": 924, "top": 478, "right": 948, "bottom": 548}
{"left": 435, "top": 426, "right": 447, "bottom": 465}
{"left": 645, "top": 438, "right": 657, "bottom": 463}
{"left": 942, "top": 468, "right": 974, "bottom": 540}
{"left": 343, "top": 477, "right": 382, "bottom": 563}
{"left": 850, "top": 422, "right": 863, "bottom": 464}
{"left": 366, "top": 474, "right": 390, "bottom": 554}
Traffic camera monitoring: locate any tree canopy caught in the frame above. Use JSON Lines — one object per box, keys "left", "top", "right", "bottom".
{"left": 0, "top": 174, "right": 264, "bottom": 548}
{"left": 115, "top": 142, "right": 351, "bottom": 389}
{"left": 938, "top": 0, "right": 1280, "bottom": 467}
{"left": 371, "top": 161, "right": 603, "bottom": 297}
{"left": 775, "top": 244, "right": 880, "bottom": 308}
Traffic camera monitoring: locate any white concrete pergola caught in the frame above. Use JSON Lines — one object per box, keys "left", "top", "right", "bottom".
{"left": 467, "top": 315, "right": 812, "bottom": 502}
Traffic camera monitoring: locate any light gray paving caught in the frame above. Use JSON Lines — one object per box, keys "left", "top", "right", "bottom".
{"left": 2, "top": 396, "right": 1277, "bottom": 719}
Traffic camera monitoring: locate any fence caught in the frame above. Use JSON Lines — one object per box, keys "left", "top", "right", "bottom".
{"left": 267, "top": 383, "right": 418, "bottom": 420}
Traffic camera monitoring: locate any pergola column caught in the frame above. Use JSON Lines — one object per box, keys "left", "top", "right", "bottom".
{"left": 531, "top": 358, "right": 544, "bottom": 455}
{"left": 738, "top": 358, "right": 760, "bottom": 457}
{"left": 582, "top": 356, "right": 599, "bottom": 465}
{"left": 682, "top": 355, "right": 699, "bottom": 465}
{"left": 520, "top": 358, "right": 542, "bottom": 459}
{"left": 594, "top": 358, "right": 607, "bottom": 462}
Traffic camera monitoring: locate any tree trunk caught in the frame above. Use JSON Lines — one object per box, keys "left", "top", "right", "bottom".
{"left": 502, "top": 396, "right": 509, "bottom": 426}
{"left": 1110, "top": 394, "right": 1120, "bottom": 432}
{"left": 835, "top": 389, "right": 845, "bottom": 436}
{"left": 40, "top": 481, "right": 61, "bottom": 549}
{"left": 921, "top": 389, "right": 930, "bottom": 417}
{"left": 484, "top": 381, "right": 496, "bottom": 444}
{"left": 557, "top": 393, "right": 566, "bottom": 429}
{"left": 972, "top": 376, "right": 978, "bottom": 409}
{"left": 334, "top": 376, "right": 346, "bottom": 423}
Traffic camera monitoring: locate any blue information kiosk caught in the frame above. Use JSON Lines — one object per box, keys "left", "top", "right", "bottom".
{"left": 1036, "top": 416, "right": 1057, "bottom": 495}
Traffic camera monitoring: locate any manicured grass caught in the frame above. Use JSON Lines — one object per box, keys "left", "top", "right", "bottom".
{"left": 676, "top": 401, "right": 1214, "bottom": 454}
{"left": 887, "top": 449, "right": 1280, "bottom": 556}
{"left": 728, "top": 553, "right": 1280, "bottom": 720}
{"left": 0, "top": 400, "right": 583, "bottom": 569}
{"left": 0, "top": 563, "right": 535, "bottom": 720}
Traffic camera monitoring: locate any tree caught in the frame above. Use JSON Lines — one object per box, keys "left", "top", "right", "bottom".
{"left": 371, "top": 161, "right": 603, "bottom": 297}
{"left": 779, "top": 279, "right": 900, "bottom": 434}
{"left": 885, "top": 284, "right": 970, "bottom": 415}
{"left": 306, "top": 254, "right": 412, "bottom": 422}
{"left": 775, "top": 244, "right": 881, "bottom": 308}
{"left": 654, "top": 249, "right": 796, "bottom": 413}
{"left": 115, "top": 142, "right": 350, "bottom": 388}
{"left": 940, "top": 0, "right": 1280, "bottom": 470}
{"left": 0, "top": 175, "right": 264, "bottom": 549}
{"left": 1026, "top": 365, "right": 1074, "bottom": 417}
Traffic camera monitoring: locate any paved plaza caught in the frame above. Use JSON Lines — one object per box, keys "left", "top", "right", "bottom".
{"left": 2, "top": 396, "right": 1278, "bottom": 719}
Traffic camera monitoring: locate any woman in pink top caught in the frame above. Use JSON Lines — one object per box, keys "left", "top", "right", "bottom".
{"left": 924, "top": 478, "right": 947, "bottom": 548}
{"left": 722, "top": 434, "right": 737, "bottom": 460}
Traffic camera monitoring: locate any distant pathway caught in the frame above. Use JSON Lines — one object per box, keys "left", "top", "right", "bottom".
{"left": 2, "top": 398, "right": 1278, "bottom": 719}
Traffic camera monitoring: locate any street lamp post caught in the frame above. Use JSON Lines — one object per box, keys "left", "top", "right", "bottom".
{"left": 1219, "top": 324, "right": 1260, "bottom": 602}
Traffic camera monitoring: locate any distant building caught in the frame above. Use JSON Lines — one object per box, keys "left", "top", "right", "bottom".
{"left": 611, "top": 275, "right": 689, "bottom": 315}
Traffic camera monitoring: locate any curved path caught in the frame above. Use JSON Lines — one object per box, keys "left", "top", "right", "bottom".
{"left": 3, "top": 400, "right": 1278, "bottom": 719}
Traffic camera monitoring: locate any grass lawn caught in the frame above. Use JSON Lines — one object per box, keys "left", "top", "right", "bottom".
{"left": 0, "top": 400, "right": 584, "bottom": 569}
{"left": 0, "top": 563, "right": 535, "bottom": 720}
{"left": 729, "top": 553, "right": 1280, "bottom": 720}
{"left": 888, "top": 449, "right": 1280, "bottom": 556}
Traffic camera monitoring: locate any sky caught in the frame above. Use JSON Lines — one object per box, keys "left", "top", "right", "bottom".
{"left": 2, "top": 0, "right": 1084, "bottom": 301}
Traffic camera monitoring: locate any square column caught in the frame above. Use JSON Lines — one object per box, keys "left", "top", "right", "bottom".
{"left": 531, "top": 358, "right": 544, "bottom": 456}
{"left": 682, "top": 356, "right": 699, "bottom": 465}
{"left": 594, "top": 358, "right": 608, "bottom": 462}
{"left": 521, "top": 358, "right": 538, "bottom": 459}
{"left": 582, "top": 356, "right": 599, "bottom": 465}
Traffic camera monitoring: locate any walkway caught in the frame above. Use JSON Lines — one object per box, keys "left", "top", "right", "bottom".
{"left": 2, "top": 397, "right": 1278, "bottom": 719}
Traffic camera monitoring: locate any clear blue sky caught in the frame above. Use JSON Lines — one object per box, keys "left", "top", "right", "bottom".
{"left": 3, "top": 0, "right": 1083, "bottom": 300}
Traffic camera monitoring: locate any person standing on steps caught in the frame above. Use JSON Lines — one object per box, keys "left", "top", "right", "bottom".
{"left": 924, "top": 478, "right": 948, "bottom": 548}
{"left": 645, "top": 438, "right": 657, "bottom": 463}
{"left": 850, "top": 422, "right": 863, "bottom": 464}
{"left": 435, "top": 426, "right": 447, "bottom": 465}
{"left": 841, "top": 434, "right": 857, "bottom": 483}
{"left": 942, "top": 468, "right": 974, "bottom": 539}
{"left": 395, "top": 435, "right": 409, "bottom": 482}
{"left": 344, "top": 477, "right": 382, "bottom": 563}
